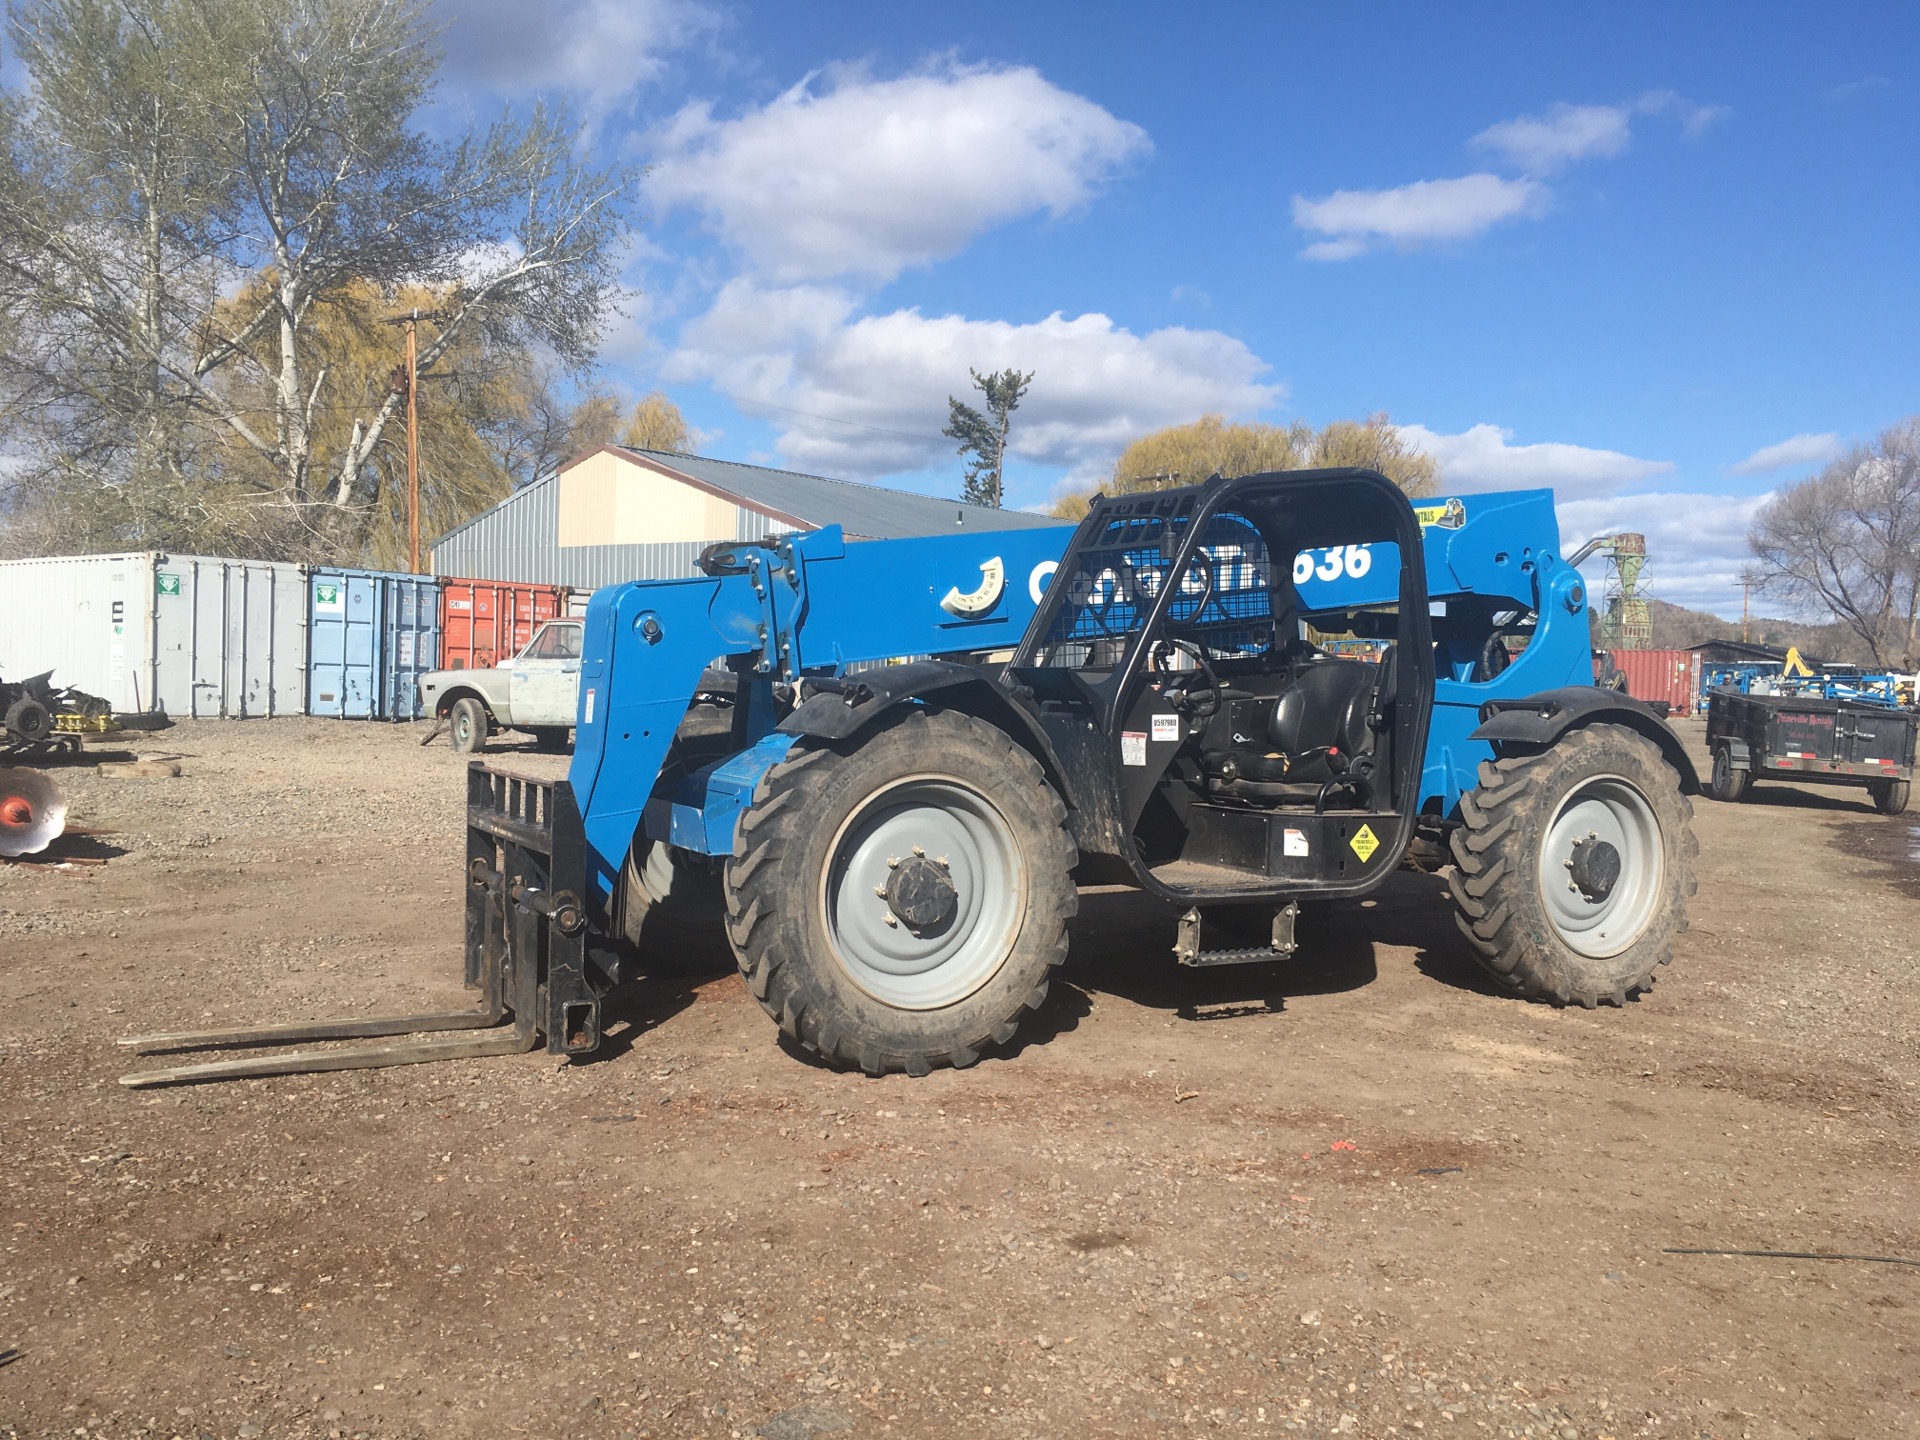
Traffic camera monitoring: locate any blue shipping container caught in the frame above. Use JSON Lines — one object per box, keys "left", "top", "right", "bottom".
{"left": 307, "top": 568, "right": 440, "bottom": 719}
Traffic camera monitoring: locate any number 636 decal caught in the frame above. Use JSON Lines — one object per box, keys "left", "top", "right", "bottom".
{"left": 1292, "top": 544, "right": 1373, "bottom": 584}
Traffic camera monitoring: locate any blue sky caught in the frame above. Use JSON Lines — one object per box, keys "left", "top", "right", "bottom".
{"left": 435, "top": 0, "right": 1916, "bottom": 615}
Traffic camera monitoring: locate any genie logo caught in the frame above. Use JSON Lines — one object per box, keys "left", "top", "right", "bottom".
{"left": 939, "top": 557, "right": 1059, "bottom": 619}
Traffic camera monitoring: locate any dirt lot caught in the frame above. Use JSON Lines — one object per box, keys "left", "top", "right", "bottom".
{"left": 2, "top": 717, "right": 1916, "bottom": 1440}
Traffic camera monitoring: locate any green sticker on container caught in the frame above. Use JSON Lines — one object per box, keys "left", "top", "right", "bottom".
{"left": 156, "top": 571, "right": 181, "bottom": 596}
{"left": 313, "top": 582, "right": 343, "bottom": 612}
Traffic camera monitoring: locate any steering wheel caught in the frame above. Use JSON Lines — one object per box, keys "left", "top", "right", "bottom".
{"left": 1151, "top": 638, "right": 1222, "bottom": 718}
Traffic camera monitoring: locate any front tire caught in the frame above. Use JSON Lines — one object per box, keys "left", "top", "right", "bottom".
{"left": 449, "top": 698, "right": 489, "bottom": 754}
{"left": 724, "top": 709, "right": 1076, "bottom": 1076}
{"left": 1448, "top": 724, "right": 1697, "bottom": 1007}
{"left": 1708, "top": 742, "right": 1748, "bottom": 802}
{"left": 1871, "top": 778, "right": 1910, "bottom": 815}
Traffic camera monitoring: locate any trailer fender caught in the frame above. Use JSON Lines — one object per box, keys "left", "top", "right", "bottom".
{"left": 779, "top": 661, "right": 1075, "bottom": 806}
{"left": 1471, "top": 686, "right": 1700, "bottom": 791}
{"left": 1720, "top": 736, "right": 1751, "bottom": 771}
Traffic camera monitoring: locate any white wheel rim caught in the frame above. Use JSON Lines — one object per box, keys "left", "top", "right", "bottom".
{"left": 1536, "top": 773, "right": 1664, "bottom": 959}
{"left": 820, "top": 774, "right": 1027, "bottom": 1011}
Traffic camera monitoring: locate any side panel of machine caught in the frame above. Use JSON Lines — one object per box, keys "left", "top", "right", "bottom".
{"left": 1293, "top": 489, "right": 1594, "bottom": 817}
{"left": 567, "top": 525, "right": 1077, "bottom": 911}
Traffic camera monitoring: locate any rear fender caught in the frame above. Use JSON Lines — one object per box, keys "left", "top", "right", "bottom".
{"left": 779, "top": 661, "right": 1076, "bottom": 807}
{"left": 1471, "top": 686, "right": 1700, "bottom": 791}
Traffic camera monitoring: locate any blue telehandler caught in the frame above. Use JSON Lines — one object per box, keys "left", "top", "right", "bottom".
{"left": 122, "top": 469, "right": 1698, "bottom": 1086}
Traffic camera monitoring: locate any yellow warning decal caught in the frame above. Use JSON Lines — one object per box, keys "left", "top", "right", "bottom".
{"left": 1349, "top": 824, "right": 1380, "bottom": 862}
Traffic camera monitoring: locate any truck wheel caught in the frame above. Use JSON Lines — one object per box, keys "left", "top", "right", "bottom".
{"left": 1870, "top": 778, "right": 1910, "bottom": 816}
{"left": 449, "top": 698, "right": 489, "bottom": 754}
{"left": 1708, "top": 743, "right": 1748, "bottom": 802}
{"left": 724, "top": 708, "right": 1077, "bottom": 1076}
{"left": 1448, "top": 724, "right": 1697, "bottom": 1008}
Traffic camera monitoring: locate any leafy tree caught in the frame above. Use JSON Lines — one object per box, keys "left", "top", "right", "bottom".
{"left": 621, "top": 390, "right": 691, "bottom": 452}
{"left": 0, "top": 0, "right": 637, "bottom": 561}
{"left": 1749, "top": 418, "right": 1920, "bottom": 669}
{"left": 944, "top": 367, "right": 1033, "bottom": 509}
{"left": 1049, "top": 412, "right": 1439, "bottom": 519}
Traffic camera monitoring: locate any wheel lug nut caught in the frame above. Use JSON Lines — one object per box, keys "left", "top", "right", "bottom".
{"left": 911, "top": 845, "right": 926, "bottom": 857}
{"left": 886, "top": 856, "right": 900, "bottom": 869}
{"left": 883, "top": 914, "right": 899, "bottom": 927}
{"left": 874, "top": 885, "right": 888, "bottom": 898}
{"left": 936, "top": 855, "right": 949, "bottom": 868}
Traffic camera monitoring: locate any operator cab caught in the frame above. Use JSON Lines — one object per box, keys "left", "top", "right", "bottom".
{"left": 1005, "top": 468, "right": 1434, "bottom": 903}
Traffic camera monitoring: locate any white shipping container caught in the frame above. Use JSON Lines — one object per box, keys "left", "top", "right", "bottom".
{"left": 0, "top": 552, "right": 307, "bottom": 717}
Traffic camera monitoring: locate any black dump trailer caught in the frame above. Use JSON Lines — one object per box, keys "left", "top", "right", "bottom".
{"left": 1706, "top": 688, "right": 1915, "bottom": 814}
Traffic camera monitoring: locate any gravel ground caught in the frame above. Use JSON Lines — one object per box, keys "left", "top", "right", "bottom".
{"left": 1, "top": 716, "right": 1915, "bottom": 1440}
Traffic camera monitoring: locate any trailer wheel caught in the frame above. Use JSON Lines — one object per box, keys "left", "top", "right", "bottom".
{"left": 1708, "top": 743, "right": 1748, "bottom": 802}
{"left": 4, "top": 697, "right": 52, "bottom": 744}
{"left": 724, "top": 708, "right": 1076, "bottom": 1076}
{"left": 449, "top": 698, "right": 489, "bottom": 754}
{"left": 1870, "top": 778, "right": 1910, "bottom": 816}
{"left": 1448, "top": 724, "right": 1696, "bottom": 1008}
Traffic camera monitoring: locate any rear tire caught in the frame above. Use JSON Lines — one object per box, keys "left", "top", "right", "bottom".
{"left": 1708, "top": 742, "right": 1748, "bottom": 802}
{"left": 1448, "top": 724, "right": 1697, "bottom": 1007}
{"left": 724, "top": 708, "right": 1077, "bottom": 1076}
{"left": 449, "top": 698, "right": 489, "bottom": 754}
{"left": 1871, "top": 778, "right": 1910, "bottom": 815}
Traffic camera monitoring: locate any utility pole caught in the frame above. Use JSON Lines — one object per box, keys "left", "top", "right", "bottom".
{"left": 383, "top": 308, "right": 449, "bottom": 574}
{"left": 404, "top": 312, "right": 420, "bottom": 574}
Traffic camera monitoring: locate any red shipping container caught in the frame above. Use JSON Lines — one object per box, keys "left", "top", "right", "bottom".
{"left": 439, "top": 579, "right": 568, "bottom": 671}
{"left": 1606, "top": 648, "right": 1701, "bottom": 716}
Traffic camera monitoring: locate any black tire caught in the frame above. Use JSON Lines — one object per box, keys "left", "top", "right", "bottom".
{"left": 1448, "top": 724, "right": 1697, "bottom": 1008}
{"left": 1871, "top": 778, "right": 1910, "bottom": 816}
{"left": 724, "top": 708, "right": 1077, "bottom": 1076}
{"left": 621, "top": 839, "right": 727, "bottom": 943}
{"left": 1708, "top": 742, "right": 1748, "bottom": 802}
{"left": 4, "top": 697, "right": 52, "bottom": 744}
{"left": 530, "top": 726, "right": 572, "bottom": 752}
{"left": 449, "top": 697, "right": 489, "bottom": 754}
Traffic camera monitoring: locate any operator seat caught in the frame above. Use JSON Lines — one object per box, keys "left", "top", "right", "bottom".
{"left": 1197, "top": 570, "right": 1394, "bottom": 805}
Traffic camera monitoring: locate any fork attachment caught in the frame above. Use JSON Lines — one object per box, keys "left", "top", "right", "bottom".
{"left": 118, "top": 765, "right": 607, "bottom": 1088}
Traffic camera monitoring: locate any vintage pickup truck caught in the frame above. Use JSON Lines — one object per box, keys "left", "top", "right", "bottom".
{"left": 418, "top": 618, "right": 583, "bottom": 752}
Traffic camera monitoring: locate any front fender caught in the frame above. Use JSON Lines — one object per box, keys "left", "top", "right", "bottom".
{"left": 1471, "top": 686, "right": 1700, "bottom": 792}
{"left": 779, "top": 661, "right": 1076, "bottom": 806}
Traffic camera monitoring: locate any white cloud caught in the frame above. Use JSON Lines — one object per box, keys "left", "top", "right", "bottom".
{"left": 1404, "top": 422, "right": 1672, "bottom": 495}
{"left": 647, "top": 62, "right": 1150, "bottom": 283}
{"left": 434, "top": 0, "right": 716, "bottom": 114}
{"left": 667, "top": 281, "right": 1279, "bottom": 492}
{"left": 1558, "top": 490, "right": 1769, "bottom": 616}
{"left": 1729, "top": 432, "right": 1841, "bottom": 476}
{"left": 1472, "top": 102, "right": 1633, "bottom": 175}
{"left": 1473, "top": 93, "right": 1728, "bottom": 175}
{"left": 1290, "top": 175, "right": 1545, "bottom": 260}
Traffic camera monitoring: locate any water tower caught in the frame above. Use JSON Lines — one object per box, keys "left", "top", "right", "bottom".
{"left": 1600, "top": 532, "right": 1653, "bottom": 650}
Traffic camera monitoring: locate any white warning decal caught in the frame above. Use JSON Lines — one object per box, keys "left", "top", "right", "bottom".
{"left": 1120, "top": 732, "right": 1148, "bottom": 766}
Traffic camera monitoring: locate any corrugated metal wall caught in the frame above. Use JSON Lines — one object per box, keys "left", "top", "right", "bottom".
{"left": 1608, "top": 649, "right": 1702, "bottom": 716}
{"left": 307, "top": 568, "right": 440, "bottom": 720}
{"left": 1, "top": 552, "right": 306, "bottom": 717}
{"left": 429, "top": 473, "right": 793, "bottom": 589}
{"left": 156, "top": 556, "right": 308, "bottom": 717}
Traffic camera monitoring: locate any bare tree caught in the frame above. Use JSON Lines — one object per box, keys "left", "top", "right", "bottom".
{"left": 0, "top": 0, "right": 637, "bottom": 559}
{"left": 1749, "top": 418, "right": 1920, "bottom": 669}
